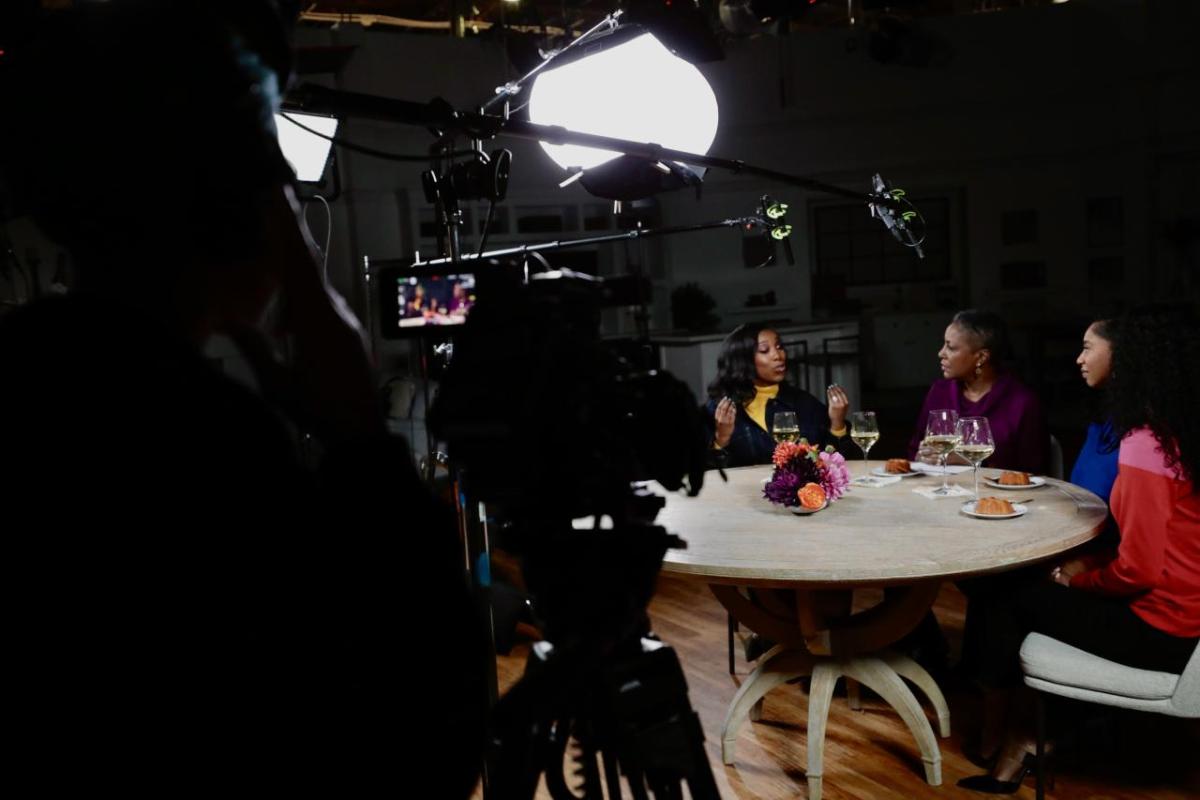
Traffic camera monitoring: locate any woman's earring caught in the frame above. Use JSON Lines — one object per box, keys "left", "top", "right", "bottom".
{"left": 975, "top": 362, "right": 983, "bottom": 377}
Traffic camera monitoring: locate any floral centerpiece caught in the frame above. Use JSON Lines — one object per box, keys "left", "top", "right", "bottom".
{"left": 763, "top": 440, "right": 852, "bottom": 511}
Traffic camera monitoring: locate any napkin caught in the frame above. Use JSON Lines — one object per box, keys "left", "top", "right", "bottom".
{"left": 912, "top": 484, "right": 973, "bottom": 499}
{"left": 911, "top": 462, "right": 974, "bottom": 476}
{"left": 851, "top": 475, "right": 901, "bottom": 488}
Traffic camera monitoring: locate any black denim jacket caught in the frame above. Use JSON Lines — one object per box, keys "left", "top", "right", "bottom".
{"left": 703, "top": 383, "right": 852, "bottom": 469}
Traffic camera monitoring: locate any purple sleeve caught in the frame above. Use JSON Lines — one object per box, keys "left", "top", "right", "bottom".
{"left": 908, "top": 383, "right": 941, "bottom": 459}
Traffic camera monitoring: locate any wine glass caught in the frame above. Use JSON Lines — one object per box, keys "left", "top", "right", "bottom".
{"left": 923, "top": 409, "right": 961, "bottom": 495}
{"left": 850, "top": 411, "right": 881, "bottom": 485}
{"left": 772, "top": 411, "right": 800, "bottom": 444}
{"left": 956, "top": 416, "right": 995, "bottom": 500}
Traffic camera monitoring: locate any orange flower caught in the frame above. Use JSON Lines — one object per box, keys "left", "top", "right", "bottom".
{"left": 797, "top": 482, "right": 827, "bottom": 510}
{"left": 772, "top": 441, "right": 811, "bottom": 468}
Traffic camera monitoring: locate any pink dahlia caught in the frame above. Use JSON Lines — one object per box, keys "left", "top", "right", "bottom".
{"left": 818, "top": 450, "right": 851, "bottom": 501}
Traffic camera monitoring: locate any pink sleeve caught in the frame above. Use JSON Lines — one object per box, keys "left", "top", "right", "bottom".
{"left": 1071, "top": 433, "right": 1174, "bottom": 595}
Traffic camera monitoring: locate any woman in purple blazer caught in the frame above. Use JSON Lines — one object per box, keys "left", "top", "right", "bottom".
{"left": 907, "top": 310, "right": 1049, "bottom": 474}
{"left": 897, "top": 310, "right": 1050, "bottom": 680}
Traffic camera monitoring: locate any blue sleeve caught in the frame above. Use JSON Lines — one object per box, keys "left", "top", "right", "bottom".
{"left": 1069, "top": 421, "right": 1120, "bottom": 504}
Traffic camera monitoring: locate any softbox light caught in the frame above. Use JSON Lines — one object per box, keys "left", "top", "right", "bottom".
{"left": 275, "top": 111, "right": 338, "bottom": 183}
{"left": 527, "top": 30, "right": 719, "bottom": 176}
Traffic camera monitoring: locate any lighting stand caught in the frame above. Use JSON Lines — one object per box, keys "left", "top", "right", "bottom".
{"left": 481, "top": 11, "right": 624, "bottom": 115}
{"left": 409, "top": 209, "right": 794, "bottom": 269}
{"left": 286, "top": 83, "right": 910, "bottom": 212}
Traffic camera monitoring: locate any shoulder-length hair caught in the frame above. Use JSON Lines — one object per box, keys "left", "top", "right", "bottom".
{"left": 707, "top": 323, "right": 774, "bottom": 404}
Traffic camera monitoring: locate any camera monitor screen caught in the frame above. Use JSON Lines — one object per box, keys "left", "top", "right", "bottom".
{"left": 275, "top": 111, "right": 338, "bottom": 183}
{"left": 385, "top": 272, "right": 477, "bottom": 335}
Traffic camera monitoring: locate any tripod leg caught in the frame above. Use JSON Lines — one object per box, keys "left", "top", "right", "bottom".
{"left": 577, "top": 739, "right": 604, "bottom": 799}
{"left": 602, "top": 750, "right": 623, "bottom": 800}
{"left": 625, "top": 766, "right": 651, "bottom": 800}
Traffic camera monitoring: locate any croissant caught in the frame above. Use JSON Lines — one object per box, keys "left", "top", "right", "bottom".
{"left": 976, "top": 496, "right": 1015, "bottom": 515}
{"left": 998, "top": 471, "right": 1032, "bottom": 486}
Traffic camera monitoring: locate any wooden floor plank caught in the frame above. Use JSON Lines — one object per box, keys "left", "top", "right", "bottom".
{"left": 486, "top": 574, "right": 1199, "bottom": 799}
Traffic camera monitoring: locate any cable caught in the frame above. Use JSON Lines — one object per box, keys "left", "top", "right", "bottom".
{"left": 278, "top": 112, "right": 475, "bottom": 163}
{"left": 476, "top": 200, "right": 496, "bottom": 258}
{"left": 304, "top": 194, "right": 333, "bottom": 283}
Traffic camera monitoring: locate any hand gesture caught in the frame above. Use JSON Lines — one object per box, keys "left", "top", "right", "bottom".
{"left": 713, "top": 396, "right": 736, "bottom": 448}
{"left": 825, "top": 383, "right": 849, "bottom": 431}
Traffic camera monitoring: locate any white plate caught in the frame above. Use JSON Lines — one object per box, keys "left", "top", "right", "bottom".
{"left": 961, "top": 501, "right": 1028, "bottom": 520}
{"left": 984, "top": 475, "right": 1047, "bottom": 490}
{"left": 789, "top": 500, "right": 829, "bottom": 515}
{"left": 871, "top": 466, "right": 921, "bottom": 478}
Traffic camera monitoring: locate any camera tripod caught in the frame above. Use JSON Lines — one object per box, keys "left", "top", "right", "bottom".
{"left": 486, "top": 527, "right": 721, "bottom": 800}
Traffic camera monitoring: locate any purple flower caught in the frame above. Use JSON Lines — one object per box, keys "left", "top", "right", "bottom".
{"left": 764, "top": 447, "right": 826, "bottom": 507}
{"left": 763, "top": 470, "right": 802, "bottom": 505}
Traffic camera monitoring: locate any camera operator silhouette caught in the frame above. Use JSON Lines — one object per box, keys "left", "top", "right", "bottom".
{"left": 0, "top": 2, "right": 485, "bottom": 794}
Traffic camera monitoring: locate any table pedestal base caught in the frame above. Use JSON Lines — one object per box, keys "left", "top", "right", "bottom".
{"left": 721, "top": 647, "right": 949, "bottom": 800}
{"left": 710, "top": 583, "right": 949, "bottom": 800}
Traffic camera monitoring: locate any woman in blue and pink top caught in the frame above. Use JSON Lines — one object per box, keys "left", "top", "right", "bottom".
{"left": 959, "top": 305, "right": 1200, "bottom": 794}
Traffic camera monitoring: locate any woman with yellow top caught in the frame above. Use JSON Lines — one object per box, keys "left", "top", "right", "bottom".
{"left": 706, "top": 324, "right": 852, "bottom": 468}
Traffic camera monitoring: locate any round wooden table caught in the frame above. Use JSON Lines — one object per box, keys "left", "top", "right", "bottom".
{"left": 651, "top": 461, "right": 1107, "bottom": 800}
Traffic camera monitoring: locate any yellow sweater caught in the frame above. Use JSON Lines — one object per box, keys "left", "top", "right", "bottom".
{"left": 744, "top": 384, "right": 779, "bottom": 432}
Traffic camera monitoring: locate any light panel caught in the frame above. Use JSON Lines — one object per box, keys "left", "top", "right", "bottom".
{"left": 527, "top": 33, "right": 719, "bottom": 172}
{"left": 275, "top": 111, "right": 338, "bottom": 183}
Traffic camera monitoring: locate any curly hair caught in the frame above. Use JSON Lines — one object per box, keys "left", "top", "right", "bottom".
{"left": 1107, "top": 304, "right": 1199, "bottom": 485}
{"left": 707, "top": 323, "right": 776, "bottom": 404}
{"left": 951, "top": 309, "right": 1013, "bottom": 365}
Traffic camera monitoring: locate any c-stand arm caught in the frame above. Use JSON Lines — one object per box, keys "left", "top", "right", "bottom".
{"left": 284, "top": 83, "right": 905, "bottom": 211}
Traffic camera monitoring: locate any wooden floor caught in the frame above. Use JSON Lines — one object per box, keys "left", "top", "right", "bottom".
{"left": 488, "top": 574, "right": 1199, "bottom": 799}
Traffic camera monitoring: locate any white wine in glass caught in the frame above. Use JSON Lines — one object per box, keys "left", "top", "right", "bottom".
{"left": 956, "top": 416, "right": 995, "bottom": 499}
{"left": 850, "top": 411, "right": 880, "bottom": 484}
{"left": 924, "top": 409, "right": 961, "bottom": 495}
{"left": 772, "top": 411, "right": 800, "bottom": 444}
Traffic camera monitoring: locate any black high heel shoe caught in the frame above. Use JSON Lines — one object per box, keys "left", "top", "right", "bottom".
{"left": 956, "top": 752, "right": 1035, "bottom": 794}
